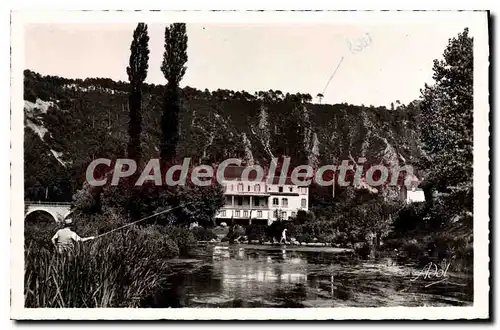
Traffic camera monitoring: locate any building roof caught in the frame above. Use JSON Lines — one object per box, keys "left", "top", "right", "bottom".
{"left": 222, "top": 166, "right": 259, "bottom": 180}
{"left": 222, "top": 165, "right": 303, "bottom": 185}
{"left": 407, "top": 188, "right": 426, "bottom": 203}
{"left": 268, "top": 176, "right": 304, "bottom": 185}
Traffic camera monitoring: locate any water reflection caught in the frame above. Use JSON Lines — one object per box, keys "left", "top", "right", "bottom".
{"left": 209, "top": 246, "right": 308, "bottom": 305}
{"left": 143, "top": 245, "right": 473, "bottom": 308}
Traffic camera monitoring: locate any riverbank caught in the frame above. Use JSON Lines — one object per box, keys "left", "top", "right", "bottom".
{"left": 197, "top": 242, "right": 353, "bottom": 254}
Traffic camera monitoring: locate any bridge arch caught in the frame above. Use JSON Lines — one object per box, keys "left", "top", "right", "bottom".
{"left": 25, "top": 209, "right": 59, "bottom": 224}
{"left": 24, "top": 202, "right": 72, "bottom": 224}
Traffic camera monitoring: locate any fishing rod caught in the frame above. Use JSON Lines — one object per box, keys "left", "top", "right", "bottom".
{"left": 94, "top": 202, "right": 195, "bottom": 239}
{"left": 321, "top": 56, "right": 344, "bottom": 96}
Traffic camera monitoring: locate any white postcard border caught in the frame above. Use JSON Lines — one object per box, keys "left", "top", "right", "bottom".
{"left": 10, "top": 10, "right": 490, "bottom": 320}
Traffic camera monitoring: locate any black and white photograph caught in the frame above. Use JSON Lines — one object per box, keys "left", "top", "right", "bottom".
{"left": 9, "top": 10, "right": 490, "bottom": 320}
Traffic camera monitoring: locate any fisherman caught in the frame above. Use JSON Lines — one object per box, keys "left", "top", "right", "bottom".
{"left": 51, "top": 212, "right": 95, "bottom": 255}
{"left": 279, "top": 228, "right": 288, "bottom": 244}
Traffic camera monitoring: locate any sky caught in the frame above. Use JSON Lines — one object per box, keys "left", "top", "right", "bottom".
{"left": 24, "top": 22, "right": 468, "bottom": 107}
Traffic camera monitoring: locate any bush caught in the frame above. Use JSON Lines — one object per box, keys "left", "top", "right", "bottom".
{"left": 330, "top": 232, "right": 351, "bottom": 246}
{"left": 133, "top": 225, "right": 180, "bottom": 259}
{"left": 401, "top": 241, "right": 423, "bottom": 260}
{"left": 297, "top": 232, "right": 315, "bottom": 243}
{"left": 291, "top": 210, "right": 315, "bottom": 225}
{"left": 225, "top": 225, "right": 245, "bottom": 243}
{"left": 25, "top": 217, "right": 60, "bottom": 251}
{"left": 299, "top": 220, "right": 338, "bottom": 243}
{"left": 74, "top": 208, "right": 128, "bottom": 238}
{"left": 453, "top": 243, "right": 473, "bottom": 273}
{"left": 191, "top": 226, "right": 217, "bottom": 241}
{"left": 267, "top": 221, "right": 285, "bottom": 241}
{"left": 164, "top": 226, "right": 196, "bottom": 253}
{"left": 283, "top": 223, "right": 302, "bottom": 239}
{"left": 353, "top": 242, "right": 371, "bottom": 259}
{"left": 393, "top": 202, "right": 428, "bottom": 234}
{"left": 319, "top": 234, "right": 338, "bottom": 245}
{"left": 212, "top": 226, "right": 229, "bottom": 239}
{"left": 245, "top": 224, "right": 267, "bottom": 242}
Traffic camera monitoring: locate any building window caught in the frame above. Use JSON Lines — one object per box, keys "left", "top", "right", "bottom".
{"left": 274, "top": 210, "right": 279, "bottom": 218}
{"left": 254, "top": 197, "right": 259, "bottom": 206}
{"left": 279, "top": 186, "right": 283, "bottom": 193}
{"left": 243, "top": 210, "right": 248, "bottom": 217}
{"left": 248, "top": 185, "right": 251, "bottom": 192}
{"left": 257, "top": 211, "right": 262, "bottom": 218}
{"left": 300, "top": 187, "right": 307, "bottom": 194}
{"left": 230, "top": 184, "right": 234, "bottom": 191}
{"left": 221, "top": 210, "right": 226, "bottom": 217}
{"left": 289, "top": 187, "right": 293, "bottom": 192}
{"left": 301, "top": 198, "right": 307, "bottom": 208}
{"left": 282, "top": 198, "right": 288, "bottom": 207}
{"left": 291, "top": 211, "right": 296, "bottom": 218}
{"left": 235, "top": 210, "right": 241, "bottom": 217}
{"left": 255, "top": 184, "right": 260, "bottom": 192}
{"left": 282, "top": 211, "right": 287, "bottom": 218}
{"left": 273, "top": 198, "right": 279, "bottom": 206}
{"left": 238, "top": 183, "right": 244, "bottom": 192}
{"left": 237, "top": 197, "right": 243, "bottom": 206}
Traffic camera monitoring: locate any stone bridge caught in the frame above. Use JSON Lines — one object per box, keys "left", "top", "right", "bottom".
{"left": 25, "top": 201, "right": 73, "bottom": 223}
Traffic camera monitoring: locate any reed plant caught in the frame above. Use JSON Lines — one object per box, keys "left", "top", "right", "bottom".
{"left": 24, "top": 224, "right": 178, "bottom": 307}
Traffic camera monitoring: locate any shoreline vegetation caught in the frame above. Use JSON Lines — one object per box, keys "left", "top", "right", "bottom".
{"left": 24, "top": 209, "right": 472, "bottom": 308}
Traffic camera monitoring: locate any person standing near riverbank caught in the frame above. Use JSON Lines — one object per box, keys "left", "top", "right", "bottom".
{"left": 51, "top": 215, "right": 95, "bottom": 255}
{"left": 279, "top": 228, "right": 288, "bottom": 244}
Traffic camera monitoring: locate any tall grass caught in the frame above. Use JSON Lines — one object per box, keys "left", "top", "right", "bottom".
{"left": 24, "top": 221, "right": 180, "bottom": 307}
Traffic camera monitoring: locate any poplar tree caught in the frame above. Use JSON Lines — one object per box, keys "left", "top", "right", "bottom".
{"left": 126, "top": 23, "right": 150, "bottom": 162}
{"left": 160, "top": 23, "right": 188, "bottom": 161}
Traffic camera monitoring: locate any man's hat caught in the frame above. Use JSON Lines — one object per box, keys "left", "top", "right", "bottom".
{"left": 63, "top": 211, "right": 74, "bottom": 225}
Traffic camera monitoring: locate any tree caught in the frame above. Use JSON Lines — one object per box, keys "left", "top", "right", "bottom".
{"left": 126, "top": 23, "right": 150, "bottom": 162}
{"left": 160, "top": 23, "right": 188, "bottom": 161}
{"left": 420, "top": 28, "right": 473, "bottom": 224}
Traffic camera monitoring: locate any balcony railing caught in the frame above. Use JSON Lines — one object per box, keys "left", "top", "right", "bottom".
{"left": 222, "top": 204, "right": 269, "bottom": 210}
{"left": 25, "top": 201, "right": 73, "bottom": 206}
{"left": 224, "top": 191, "right": 270, "bottom": 196}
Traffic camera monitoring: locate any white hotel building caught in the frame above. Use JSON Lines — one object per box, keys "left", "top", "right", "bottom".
{"left": 215, "top": 166, "right": 309, "bottom": 226}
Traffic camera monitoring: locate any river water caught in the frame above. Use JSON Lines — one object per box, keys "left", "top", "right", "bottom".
{"left": 144, "top": 244, "right": 473, "bottom": 308}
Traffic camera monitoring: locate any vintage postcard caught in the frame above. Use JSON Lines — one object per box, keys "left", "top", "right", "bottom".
{"left": 10, "top": 10, "right": 490, "bottom": 320}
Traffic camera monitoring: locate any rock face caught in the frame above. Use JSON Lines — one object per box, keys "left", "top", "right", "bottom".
{"left": 24, "top": 70, "right": 422, "bottom": 201}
